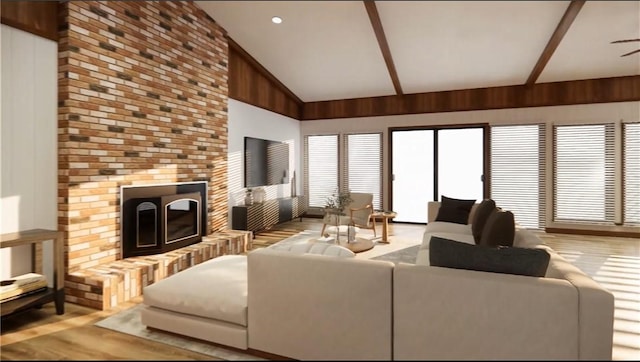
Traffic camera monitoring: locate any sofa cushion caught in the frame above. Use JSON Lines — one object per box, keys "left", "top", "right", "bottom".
{"left": 268, "top": 241, "right": 356, "bottom": 257}
{"left": 479, "top": 209, "right": 515, "bottom": 247}
{"left": 471, "top": 199, "right": 496, "bottom": 244}
{"left": 143, "top": 255, "right": 248, "bottom": 326}
{"left": 513, "top": 228, "right": 544, "bottom": 248}
{"left": 429, "top": 236, "right": 551, "bottom": 277}
{"left": 434, "top": 196, "right": 477, "bottom": 225}
{"left": 424, "top": 221, "right": 473, "bottom": 235}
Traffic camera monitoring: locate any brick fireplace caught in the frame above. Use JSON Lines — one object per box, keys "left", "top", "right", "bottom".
{"left": 56, "top": 1, "right": 245, "bottom": 310}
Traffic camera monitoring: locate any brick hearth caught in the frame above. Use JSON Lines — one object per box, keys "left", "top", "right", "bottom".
{"left": 66, "top": 230, "right": 252, "bottom": 310}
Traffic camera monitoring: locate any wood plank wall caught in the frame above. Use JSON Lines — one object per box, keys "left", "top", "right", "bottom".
{"left": 302, "top": 75, "right": 640, "bottom": 120}
{"left": 1, "top": 1, "right": 58, "bottom": 41}
{"left": 228, "top": 38, "right": 303, "bottom": 120}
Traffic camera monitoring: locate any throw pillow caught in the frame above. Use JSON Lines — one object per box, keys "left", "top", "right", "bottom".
{"left": 429, "top": 236, "right": 551, "bottom": 277}
{"left": 434, "top": 196, "right": 477, "bottom": 225}
{"left": 471, "top": 199, "right": 497, "bottom": 244}
{"left": 479, "top": 209, "right": 515, "bottom": 247}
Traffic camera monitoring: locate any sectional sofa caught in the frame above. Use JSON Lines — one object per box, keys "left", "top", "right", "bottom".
{"left": 405, "top": 201, "right": 615, "bottom": 360}
{"left": 140, "top": 203, "right": 615, "bottom": 360}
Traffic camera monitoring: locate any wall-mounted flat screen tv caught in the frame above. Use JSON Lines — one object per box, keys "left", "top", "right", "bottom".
{"left": 244, "top": 136, "right": 290, "bottom": 188}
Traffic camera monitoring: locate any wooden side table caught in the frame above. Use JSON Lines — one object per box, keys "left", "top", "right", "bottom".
{"left": 371, "top": 211, "right": 397, "bottom": 243}
{"left": 0, "top": 229, "right": 65, "bottom": 318}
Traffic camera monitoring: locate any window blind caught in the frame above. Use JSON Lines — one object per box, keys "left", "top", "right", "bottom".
{"left": 304, "top": 135, "right": 339, "bottom": 208}
{"left": 345, "top": 133, "right": 382, "bottom": 210}
{"left": 554, "top": 124, "right": 615, "bottom": 223}
{"left": 490, "top": 125, "right": 545, "bottom": 229}
{"left": 624, "top": 122, "right": 640, "bottom": 225}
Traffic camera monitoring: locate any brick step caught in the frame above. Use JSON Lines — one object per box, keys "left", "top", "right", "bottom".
{"left": 65, "top": 230, "right": 252, "bottom": 310}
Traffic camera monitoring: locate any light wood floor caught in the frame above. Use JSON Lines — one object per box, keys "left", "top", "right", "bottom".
{"left": 1, "top": 218, "right": 638, "bottom": 360}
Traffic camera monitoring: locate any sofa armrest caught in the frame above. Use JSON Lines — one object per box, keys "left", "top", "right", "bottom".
{"left": 247, "top": 248, "right": 394, "bottom": 360}
{"left": 546, "top": 252, "right": 615, "bottom": 360}
{"left": 393, "top": 263, "right": 580, "bottom": 360}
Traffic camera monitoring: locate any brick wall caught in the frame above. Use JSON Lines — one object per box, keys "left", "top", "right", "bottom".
{"left": 57, "top": 1, "right": 229, "bottom": 276}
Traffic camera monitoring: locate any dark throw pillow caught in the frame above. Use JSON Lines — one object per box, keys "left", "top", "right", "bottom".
{"left": 434, "top": 196, "right": 476, "bottom": 225}
{"left": 471, "top": 199, "right": 497, "bottom": 244}
{"left": 479, "top": 209, "right": 515, "bottom": 247}
{"left": 429, "top": 236, "right": 550, "bottom": 277}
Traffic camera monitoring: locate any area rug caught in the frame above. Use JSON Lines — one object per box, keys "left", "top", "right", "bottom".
{"left": 371, "top": 244, "right": 420, "bottom": 264}
{"left": 95, "top": 304, "right": 265, "bottom": 361}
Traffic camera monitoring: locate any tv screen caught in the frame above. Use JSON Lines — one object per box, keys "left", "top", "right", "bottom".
{"left": 244, "top": 136, "right": 290, "bottom": 188}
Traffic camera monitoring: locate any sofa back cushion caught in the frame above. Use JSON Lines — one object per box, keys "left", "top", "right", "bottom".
{"left": 248, "top": 248, "right": 393, "bottom": 360}
{"left": 479, "top": 209, "right": 515, "bottom": 247}
{"left": 471, "top": 199, "right": 497, "bottom": 244}
{"left": 429, "top": 236, "right": 551, "bottom": 277}
{"left": 434, "top": 196, "right": 477, "bottom": 224}
{"left": 393, "top": 262, "right": 580, "bottom": 360}
{"left": 267, "top": 241, "right": 355, "bottom": 258}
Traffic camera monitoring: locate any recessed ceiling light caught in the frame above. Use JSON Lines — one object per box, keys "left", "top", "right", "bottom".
{"left": 271, "top": 16, "right": 282, "bottom": 24}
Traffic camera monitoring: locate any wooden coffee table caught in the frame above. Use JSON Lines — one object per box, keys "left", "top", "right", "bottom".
{"left": 338, "top": 237, "right": 374, "bottom": 253}
{"left": 309, "top": 236, "right": 374, "bottom": 253}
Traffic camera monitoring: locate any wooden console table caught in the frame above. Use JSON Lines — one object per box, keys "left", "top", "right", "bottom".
{"left": 0, "top": 229, "right": 65, "bottom": 318}
{"left": 232, "top": 195, "right": 306, "bottom": 232}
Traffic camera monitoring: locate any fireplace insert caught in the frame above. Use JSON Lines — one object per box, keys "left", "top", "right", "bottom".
{"left": 121, "top": 182, "right": 207, "bottom": 258}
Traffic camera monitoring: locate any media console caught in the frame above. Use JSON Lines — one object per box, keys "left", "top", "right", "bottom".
{"left": 232, "top": 196, "right": 306, "bottom": 232}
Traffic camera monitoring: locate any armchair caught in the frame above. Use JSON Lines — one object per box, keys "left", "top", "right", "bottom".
{"left": 321, "top": 192, "right": 377, "bottom": 237}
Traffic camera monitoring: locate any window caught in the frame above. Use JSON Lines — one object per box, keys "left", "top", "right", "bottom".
{"left": 345, "top": 133, "right": 382, "bottom": 210}
{"left": 491, "top": 125, "right": 545, "bottom": 229}
{"left": 554, "top": 124, "right": 615, "bottom": 223}
{"left": 304, "top": 135, "right": 338, "bottom": 208}
{"left": 624, "top": 123, "right": 640, "bottom": 225}
{"left": 305, "top": 133, "right": 383, "bottom": 212}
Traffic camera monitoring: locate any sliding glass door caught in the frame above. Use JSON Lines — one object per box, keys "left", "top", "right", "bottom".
{"left": 391, "top": 130, "right": 434, "bottom": 222}
{"left": 391, "top": 126, "right": 487, "bottom": 223}
{"left": 437, "top": 128, "right": 484, "bottom": 200}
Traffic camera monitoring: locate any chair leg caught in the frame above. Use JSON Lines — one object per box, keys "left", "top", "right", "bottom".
{"left": 321, "top": 223, "right": 327, "bottom": 236}
{"left": 372, "top": 218, "right": 377, "bottom": 237}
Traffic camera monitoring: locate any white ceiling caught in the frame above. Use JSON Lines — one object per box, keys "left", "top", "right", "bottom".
{"left": 197, "top": 0, "right": 640, "bottom": 103}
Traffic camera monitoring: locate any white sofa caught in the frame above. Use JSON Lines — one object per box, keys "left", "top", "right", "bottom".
{"left": 405, "top": 201, "right": 615, "bottom": 360}
{"left": 140, "top": 242, "right": 385, "bottom": 358}
{"left": 140, "top": 204, "right": 615, "bottom": 360}
{"left": 417, "top": 201, "right": 542, "bottom": 264}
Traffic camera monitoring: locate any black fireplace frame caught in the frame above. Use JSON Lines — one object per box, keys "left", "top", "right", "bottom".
{"left": 120, "top": 181, "right": 208, "bottom": 258}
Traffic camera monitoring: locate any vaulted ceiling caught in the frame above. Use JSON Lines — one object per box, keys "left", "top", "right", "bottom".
{"left": 197, "top": 1, "right": 640, "bottom": 103}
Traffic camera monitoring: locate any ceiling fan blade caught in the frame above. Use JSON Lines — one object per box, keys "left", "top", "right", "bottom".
{"left": 611, "top": 39, "right": 640, "bottom": 44}
{"left": 620, "top": 49, "right": 640, "bottom": 57}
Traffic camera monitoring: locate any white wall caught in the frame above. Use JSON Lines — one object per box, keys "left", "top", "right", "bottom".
{"left": 0, "top": 25, "right": 58, "bottom": 283}
{"left": 227, "top": 99, "right": 301, "bottom": 227}
{"left": 301, "top": 101, "right": 640, "bottom": 214}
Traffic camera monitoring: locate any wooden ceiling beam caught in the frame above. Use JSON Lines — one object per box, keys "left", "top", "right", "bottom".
{"left": 526, "top": 0, "right": 586, "bottom": 85}
{"left": 363, "top": 0, "right": 403, "bottom": 95}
